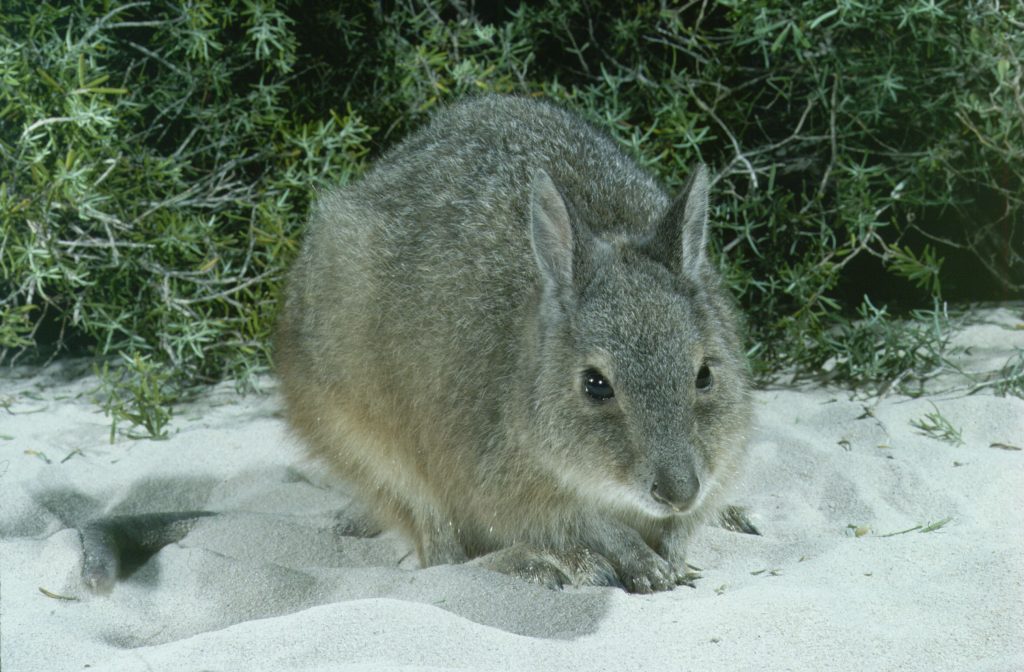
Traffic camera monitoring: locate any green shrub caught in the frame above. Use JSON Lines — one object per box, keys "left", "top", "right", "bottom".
{"left": 2, "top": 1, "right": 1020, "bottom": 435}
{"left": 1, "top": 0, "right": 372, "bottom": 412}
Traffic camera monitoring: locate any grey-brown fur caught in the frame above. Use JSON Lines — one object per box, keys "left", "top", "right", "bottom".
{"left": 275, "top": 95, "right": 751, "bottom": 593}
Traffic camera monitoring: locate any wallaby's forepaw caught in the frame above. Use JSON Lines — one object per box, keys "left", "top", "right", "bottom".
{"left": 558, "top": 547, "right": 622, "bottom": 589}
{"left": 607, "top": 545, "right": 688, "bottom": 594}
{"left": 474, "top": 546, "right": 572, "bottom": 589}
{"left": 594, "top": 526, "right": 702, "bottom": 593}
{"left": 473, "top": 543, "right": 698, "bottom": 593}
{"left": 332, "top": 503, "right": 383, "bottom": 538}
{"left": 473, "top": 544, "right": 621, "bottom": 590}
{"left": 717, "top": 505, "right": 760, "bottom": 535}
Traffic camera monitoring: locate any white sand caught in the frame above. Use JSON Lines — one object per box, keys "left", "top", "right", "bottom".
{"left": 2, "top": 306, "right": 1022, "bottom": 672}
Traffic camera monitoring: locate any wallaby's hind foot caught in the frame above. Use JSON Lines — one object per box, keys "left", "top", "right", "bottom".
{"left": 473, "top": 544, "right": 621, "bottom": 590}
{"left": 331, "top": 501, "right": 383, "bottom": 538}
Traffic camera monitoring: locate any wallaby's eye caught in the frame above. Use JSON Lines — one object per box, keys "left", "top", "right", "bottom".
{"left": 583, "top": 369, "right": 615, "bottom": 401}
{"left": 695, "top": 363, "right": 713, "bottom": 391}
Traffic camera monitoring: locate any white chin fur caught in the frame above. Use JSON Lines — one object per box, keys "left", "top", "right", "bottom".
{"left": 576, "top": 478, "right": 676, "bottom": 520}
{"left": 568, "top": 471, "right": 719, "bottom": 522}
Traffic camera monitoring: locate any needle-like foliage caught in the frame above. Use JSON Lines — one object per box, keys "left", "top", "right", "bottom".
{"left": 2, "top": 1, "right": 1020, "bottom": 436}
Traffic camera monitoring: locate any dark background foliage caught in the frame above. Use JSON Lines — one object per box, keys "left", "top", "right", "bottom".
{"left": 2, "top": 0, "right": 1020, "bottom": 435}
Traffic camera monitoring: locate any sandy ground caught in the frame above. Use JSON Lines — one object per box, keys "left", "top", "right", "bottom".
{"left": 1, "top": 306, "right": 1022, "bottom": 672}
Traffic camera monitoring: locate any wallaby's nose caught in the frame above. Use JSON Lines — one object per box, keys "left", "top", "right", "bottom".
{"left": 650, "top": 476, "right": 700, "bottom": 513}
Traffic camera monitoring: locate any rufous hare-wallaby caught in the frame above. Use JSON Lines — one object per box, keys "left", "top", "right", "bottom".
{"left": 275, "top": 95, "right": 751, "bottom": 593}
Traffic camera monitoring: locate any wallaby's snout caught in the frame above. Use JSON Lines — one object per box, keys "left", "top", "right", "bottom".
{"left": 645, "top": 442, "right": 703, "bottom": 513}
{"left": 650, "top": 469, "right": 700, "bottom": 513}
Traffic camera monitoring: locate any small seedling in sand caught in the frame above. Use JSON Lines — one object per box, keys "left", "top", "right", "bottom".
{"left": 95, "top": 355, "right": 174, "bottom": 442}
{"left": 966, "top": 349, "right": 1024, "bottom": 398}
{"left": 846, "top": 524, "right": 871, "bottom": 537}
{"left": 24, "top": 450, "right": 51, "bottom": 464}
{"left": 849, "top": 518, "right": 953, "bottom": 538}
{"left": 879, "top": 517, "right": 953, "bottom": 537}
{"left": 995, "top": 351, "right": 1024, "bottom": 397}
{"left": 911, "top": 403, "right": 964, "bottom": 446}
{"left": 60, "top": 448, "right": 84, "bottom": 463}
{"left": 38, "top": 587, "right": 78, "bottom": 601}
{"left": 0, "top": 396, "right": 45, "bottom": 414}
{"left": 750, "top": 568, "right": 783, "bottom": 576}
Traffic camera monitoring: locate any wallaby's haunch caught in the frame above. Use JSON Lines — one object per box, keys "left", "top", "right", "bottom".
{"left": 275, "top": 95, "right": 752, "bottom": 592}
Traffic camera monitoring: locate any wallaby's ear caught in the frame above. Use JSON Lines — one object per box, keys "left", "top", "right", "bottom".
{"left": 530, "top": 168, "right": 574, "bottom": 291}
{"left": 642, "top": 164, "right": 711, "bottom": 276}
{"left": 679, "top": 164, "right": 710, "bottom": 272}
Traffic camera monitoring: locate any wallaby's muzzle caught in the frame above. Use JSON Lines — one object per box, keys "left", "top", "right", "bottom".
{"left": 649, "top": 464, "right": 701, "bottom": 513}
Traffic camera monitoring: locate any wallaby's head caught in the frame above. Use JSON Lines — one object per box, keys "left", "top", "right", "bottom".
{"left": 527, "top": 165, "right": 750, "bottom": 521}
